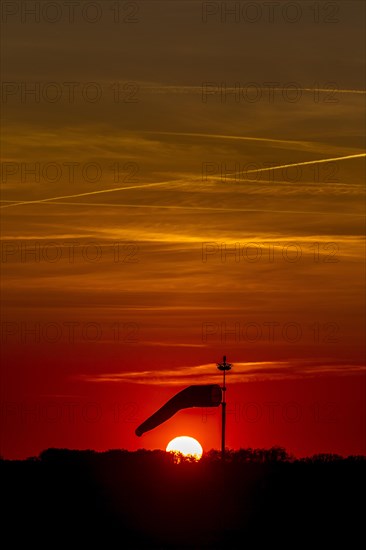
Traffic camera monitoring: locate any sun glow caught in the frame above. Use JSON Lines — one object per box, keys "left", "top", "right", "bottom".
{"left": 166, "top": 436, "right": 203, "bottom": 460}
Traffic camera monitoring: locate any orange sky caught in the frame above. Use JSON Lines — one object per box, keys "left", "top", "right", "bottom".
{"left": 1, "top": 0, "right": 365, "bottom": 459}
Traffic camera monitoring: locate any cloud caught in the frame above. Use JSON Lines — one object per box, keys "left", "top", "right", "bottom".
{"left": 79, "top": 360, "right": 366, "bottom": 386}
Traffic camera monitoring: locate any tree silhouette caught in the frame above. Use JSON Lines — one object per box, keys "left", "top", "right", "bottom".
{"left": 1, "top": 447, "right": 365, "bottom": 548}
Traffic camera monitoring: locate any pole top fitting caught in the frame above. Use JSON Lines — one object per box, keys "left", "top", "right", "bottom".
{"left": 217, "top": 355, "right": 232, "bottom": 371}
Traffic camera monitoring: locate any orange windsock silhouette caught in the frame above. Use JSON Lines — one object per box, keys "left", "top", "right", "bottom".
{"left": 135, "top": 384, "right": 222, "bottom": 436}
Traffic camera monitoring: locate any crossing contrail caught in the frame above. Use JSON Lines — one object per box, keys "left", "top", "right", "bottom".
{"left": 244, "top": 153, "right": 366, "bottom": 174}
{"left": 142, "top": 130, "right": 308, "bottom": 146}
{"left": 0, "top": 180, "right": 182, "bottom": 209}
{"left": 142, "top": 84, "right": 366, "bottom": 95}
{"left": 1, "top": 199, "right": 363, "bottom": 217}
{"left": 1, "top": 153, "right": 364, "bottom": 210}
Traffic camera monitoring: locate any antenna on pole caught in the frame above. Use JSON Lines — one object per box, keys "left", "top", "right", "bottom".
{"left": 216, "top": 355, "right": 232, "bottom": 461}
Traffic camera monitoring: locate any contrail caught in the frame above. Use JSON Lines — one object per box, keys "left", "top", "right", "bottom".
{"left": 141, "top": 85, "right": 366, "bottom": 95}
{"left": 244, "top": 153, "right": 366, "bottom": 172}
{"left": 0, "top": 180, "right": 181, "bottom": 209}
{"left": 142, "top": 132, "right": 365, "bottom": 157}
{"left": 203, "top": 153, "right": 366, "bottom": 180}
{"left": 142, "top": 130, "right": 308, "bottom": 146}
{"left": 1, "top": 199, "right": 363, "bottom": 217}
{"left": 1, "top": 153, "right": 364, "bottom": 210}
{"left": 243, "top": 153, "right": 366, "bottom": 174}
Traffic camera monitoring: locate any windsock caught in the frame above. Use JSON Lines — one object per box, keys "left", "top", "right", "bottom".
{"left": 135, "top": 384, "right": 222, "bottom": 436}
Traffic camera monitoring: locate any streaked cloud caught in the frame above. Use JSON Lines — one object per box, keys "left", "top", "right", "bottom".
{"left": 80, "top": 360, "right": 366, "bottom": 386}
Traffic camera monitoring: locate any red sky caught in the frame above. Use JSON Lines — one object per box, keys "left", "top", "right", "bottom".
{"left": 1, "top": 0, "right": 365, "bottom": 459}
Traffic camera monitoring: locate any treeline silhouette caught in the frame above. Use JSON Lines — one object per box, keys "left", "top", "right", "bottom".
{"left": 1, "top": 447, "right": 365, "bottom": 548}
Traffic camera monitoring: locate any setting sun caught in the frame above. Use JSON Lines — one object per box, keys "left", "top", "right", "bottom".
{"left": 166, "top": 436, "right": 203, "bottom": 460}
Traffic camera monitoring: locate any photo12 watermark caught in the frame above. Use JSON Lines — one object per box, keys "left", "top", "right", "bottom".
{"left": 201, "top": 2, "right": 341, "bottom": 24}
{"left": 201, "top": 400, "right": 340, "bottom": 424}
{"left": 201, "top": 321, "right": 341, "bottom": 344}
{"left": 1, "top": 1, "right": 140, "bottom": 24}
{"left": 1, "top": 321, "right": 140, "bottom": 344}
{"left": 202, "top": 161, "right": 340, "bottom": 184}
{"left": 1, "top": 161, "right": 140, "bottom": 185}
{"left": 1, "top": 81, "right": 140, "bottom": 104}
{"left": 201, "top": 82, "right": 341, "bottom": 104}
{"left": 201, "top": 242, "right": 340, "bottom": 264}
{"left": 1, "top": 241, "right": 140, "bottom": 264}
{"left": 0, "top": 400, "right": 140, "bottom": 424}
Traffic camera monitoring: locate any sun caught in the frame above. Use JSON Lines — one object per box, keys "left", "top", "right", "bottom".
{"left": 166, "top": 436, "right": 203, "bottom": 460}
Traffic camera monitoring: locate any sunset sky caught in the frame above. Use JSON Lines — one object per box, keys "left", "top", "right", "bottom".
{"left": 1, "top": 0, "right": 365, "bottom": 459}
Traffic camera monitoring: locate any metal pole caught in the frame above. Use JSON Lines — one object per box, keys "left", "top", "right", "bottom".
{"left": 221, "top": 369, "right": 226, "bottom": 460}
{"left": 217, "top": 355, "right": 232, "bottom": 461}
